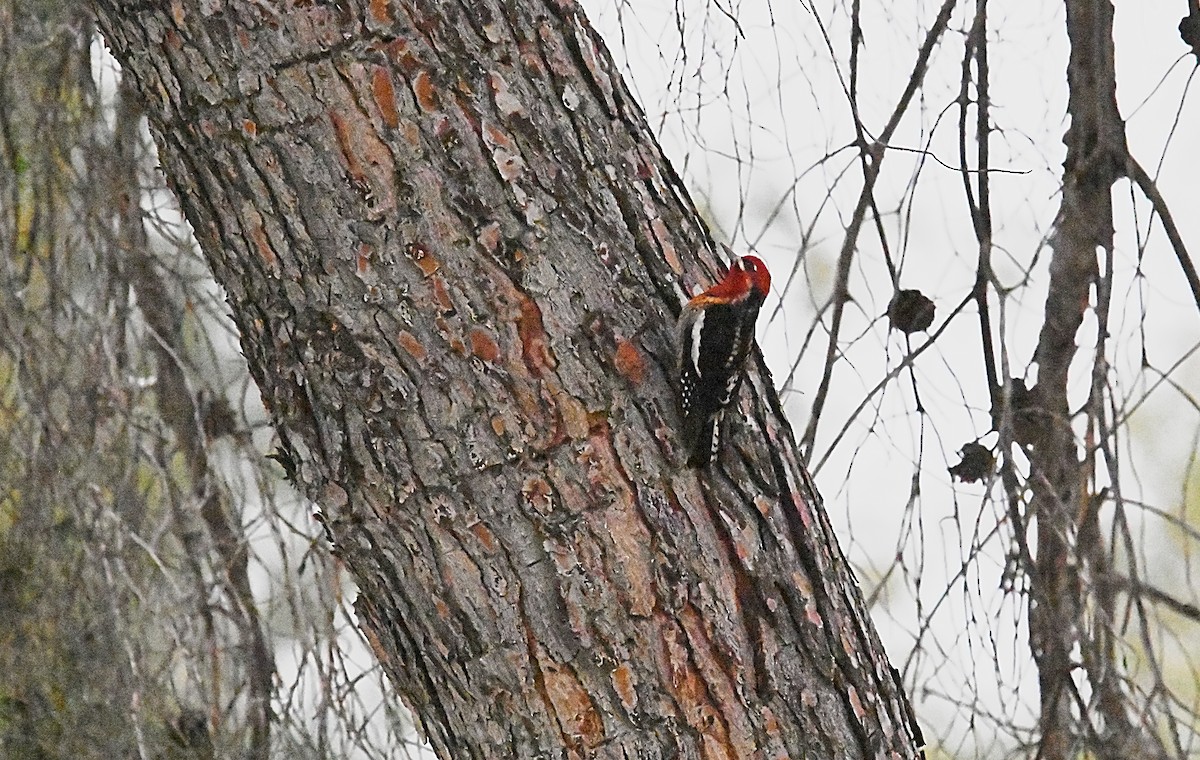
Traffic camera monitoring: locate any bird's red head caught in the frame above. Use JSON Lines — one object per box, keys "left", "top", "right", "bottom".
{"left": 735, "top": 255, "right": 771, "bottom": 297}
{"left": 695, "top": 254, "right": 771, "bottom": 304}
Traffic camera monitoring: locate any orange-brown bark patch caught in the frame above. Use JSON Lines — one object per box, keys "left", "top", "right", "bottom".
{"left": 400, "top": 119, "right": 421, "bottom": 147}
{"left": 434, "top": 597, "right": 451, "bottom": 620}
{"left": 660, "top": 623, "right": 736, "bottom": 760}
{"left": 517, "top": 296, "right": 556, "bottom": 377}
{"left": 579, "top": 418, "right": 656, "bottom": 615}
{"left": 396, "top": 330, "right": 427, "bottom": 363}
{"left": 372, "top": 67, "right": 400, "bottom": 128}
{"left": 754, "top": 494, "right": 772, "bottom": 517}
{"left": 413, "top": 70, "right": 438, "bottom": 112}
{"left": 484, "top": 121, "right": 515, "bottom": 150}
{"left": 405, "top": 241, "right": 440, "bottom": 276}
{"left": 663, "top": 624, "right": 717, "bottom": 714}
{"left": 791, "top": 571, "right": 823, "bottom": 626}
{"left": 518, "top": 40, "right": 545, "bottom": 75}
{"left": 431, "top": 276, "right": 455, "bottom": 313}
{"left": 329, "top": 110, "right": 365, "bottom": 183}
{"left": 650, "top": 217, "right": 681, "bottom": 272}
{"left": 468, "top": 326, "right": 500, "bottom": 363}
{"left": 250, "top": 223, "right": 277, "bottom": 269}
{"left": 678, "top": 606, "right": 757, "bottom": 757}
{"left": 367, "top": 0, "right": 391, "bottom": 25}
{"left": 242, "top": 119, "right": 257, "bottom": 137}
{"left": 359, "top": 619, "right": 391, "bottom": 667}
{"left": 614, "top": 337, "right": 645, "bottom": 385}
{"left": 492, "top": 146, "right": 525, "bottom": 180}
{"left": 329, "top": 108, "right": 395, "bottom": 209}
{"left": 791, "top": 489, "right": 814, "bottom": 529}
{"left": 604, "top": 503, "right": 655, "bottom": 616}
{"left": 386, "top": 39, "right": 420, "bottom": 75}
{"left": 545, "top": 392, "right": 583, "bottom": 441}
{"left": 763, "top": 705, "right": 781, "bottom": 734}
{"left": 542, "top": 661, "right": 603, "bottom": 748}
{"left": 521, "top": 477, "right": 553, "bottom": 514}
{"left": 470, "top": 522, "right": 497, "bottom": 552}
{"left": 611, "top": 663, "right": 638, "bottom": 711}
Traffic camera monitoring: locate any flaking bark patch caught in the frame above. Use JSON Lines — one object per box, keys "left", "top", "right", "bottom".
{"left": 371, "top": 67, "right": 400, "bottom": 128}
{"left": 413, "top": 70, "right": 438, "bottom": 112}
{"left": 468, "top": 326, "right": 501, "bottom": 363}
{"left": 516, "top": 295, "right": 555, "bottom": 377}
{"left": 613, "top": 336, "right": 645, "bottom": 385}
{"left": 540, "top": 658, "right": 604, "bottom": 749}
{"left": 396, "top": 330, "right": 427, "bottom": 363}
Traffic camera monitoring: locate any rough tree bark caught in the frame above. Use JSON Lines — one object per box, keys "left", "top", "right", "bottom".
{"left": 92, "top": 1, "right": 922, "bottom": 757}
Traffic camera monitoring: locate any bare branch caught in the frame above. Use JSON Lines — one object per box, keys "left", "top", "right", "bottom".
{"left": 1125, "top": 154, "right": 1200, "bottom": 314}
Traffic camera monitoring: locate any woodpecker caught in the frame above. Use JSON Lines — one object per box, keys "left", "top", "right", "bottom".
{"left": 676, "top": 254, "right": 771, "bottom": 467}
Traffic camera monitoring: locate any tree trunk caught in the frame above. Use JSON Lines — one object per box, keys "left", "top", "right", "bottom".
{"left": 1024, "top": 1, "right": 1172, "bottom": 758}
{"left": 92, "top": 1, "right": 922, "bottom": 757}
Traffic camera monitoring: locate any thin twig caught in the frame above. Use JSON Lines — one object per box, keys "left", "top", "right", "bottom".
{"left": 811, "top": 289, "right": 974, "bottom": 475}
{"left": 1125, "top": 153, "right": 1200, "bottom": 314}
{"left": 800, "top": 0, "right": 959, "bottom": 461}
{"left": 1117, "top": 577, "right": 1200, "bottom": 622}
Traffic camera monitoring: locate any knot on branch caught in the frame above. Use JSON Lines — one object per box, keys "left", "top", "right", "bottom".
{"left": 1181, "top": 12, "right": 1200, "bottom": 57}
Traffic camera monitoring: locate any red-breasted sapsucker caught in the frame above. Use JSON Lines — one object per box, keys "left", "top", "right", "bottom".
{"left": 677, "top": 254, "right": 771, "bottom": 467}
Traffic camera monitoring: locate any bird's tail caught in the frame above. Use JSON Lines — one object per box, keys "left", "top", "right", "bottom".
{"left": 683, "top": 412, "right": 720, "bottom": 468}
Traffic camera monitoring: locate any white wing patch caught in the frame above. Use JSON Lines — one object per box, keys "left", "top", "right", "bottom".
{"left": 690, "top": 310, "right": 705, "bottom": 378}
